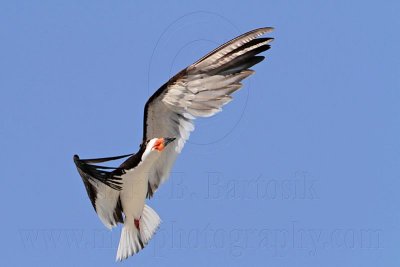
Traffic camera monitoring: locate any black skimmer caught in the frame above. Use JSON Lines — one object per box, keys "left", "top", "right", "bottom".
{"left": 73, "top": 27, "right": 274, "bottom": 261}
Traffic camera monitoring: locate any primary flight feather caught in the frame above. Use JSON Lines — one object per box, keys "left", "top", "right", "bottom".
{"left": 73, "top": 27, "right": 274, "bottom": 261}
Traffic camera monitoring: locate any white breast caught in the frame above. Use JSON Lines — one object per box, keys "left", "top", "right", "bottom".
{"left": 119, "top": 152, "right": 158, "bottom": 220}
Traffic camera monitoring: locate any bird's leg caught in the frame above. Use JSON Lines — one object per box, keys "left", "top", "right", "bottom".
{"left": 134, "top": 217, "right": 141, "bottom": 230}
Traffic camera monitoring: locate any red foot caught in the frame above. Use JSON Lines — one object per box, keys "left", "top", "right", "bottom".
{"left": 134, "top": 218, "right": 140, "bottom": 230}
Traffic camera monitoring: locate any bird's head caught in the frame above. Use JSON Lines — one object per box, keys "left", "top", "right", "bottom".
{"left": 146, "top": 137, "right": 176, "bottom": 153}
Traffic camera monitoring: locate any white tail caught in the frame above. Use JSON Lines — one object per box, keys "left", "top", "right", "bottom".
{"left": 140, "top": 204, "right": 161, "bottom": 244}
{"left": 116, "top": 205, "right": 161, "bottom": 261}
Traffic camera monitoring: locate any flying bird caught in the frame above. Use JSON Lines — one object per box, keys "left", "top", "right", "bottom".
{"left": 73, "top": 27, "right": 274, "bottom": 261}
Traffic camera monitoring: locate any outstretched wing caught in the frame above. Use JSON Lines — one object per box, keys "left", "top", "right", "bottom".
{"left": 143, "top": 27, "right": 274, "bottom": 197}
{"left": 73, "top": 153, "right": 133, "bottom": 229}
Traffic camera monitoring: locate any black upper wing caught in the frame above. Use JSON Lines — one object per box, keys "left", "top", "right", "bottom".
{"left": 73, "top": 153, "right": 133, "bottom": 190}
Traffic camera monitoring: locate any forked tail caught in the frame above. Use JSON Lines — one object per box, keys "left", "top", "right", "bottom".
{"left": 116, "top": 205, "right": 161, "bottom": 261}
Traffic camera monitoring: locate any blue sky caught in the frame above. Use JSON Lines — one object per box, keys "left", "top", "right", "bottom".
{"left": 1, "top": 1, "right": 399, "bottom": 266}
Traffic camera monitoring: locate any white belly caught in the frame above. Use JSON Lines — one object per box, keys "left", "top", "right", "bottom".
{"left": 119, "top": 154, "right": 157, "bottom": 220}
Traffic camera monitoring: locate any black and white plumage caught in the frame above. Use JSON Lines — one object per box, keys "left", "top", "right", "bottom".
{"left": 73, "top": 27, "right": 274, "bottom": 261}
